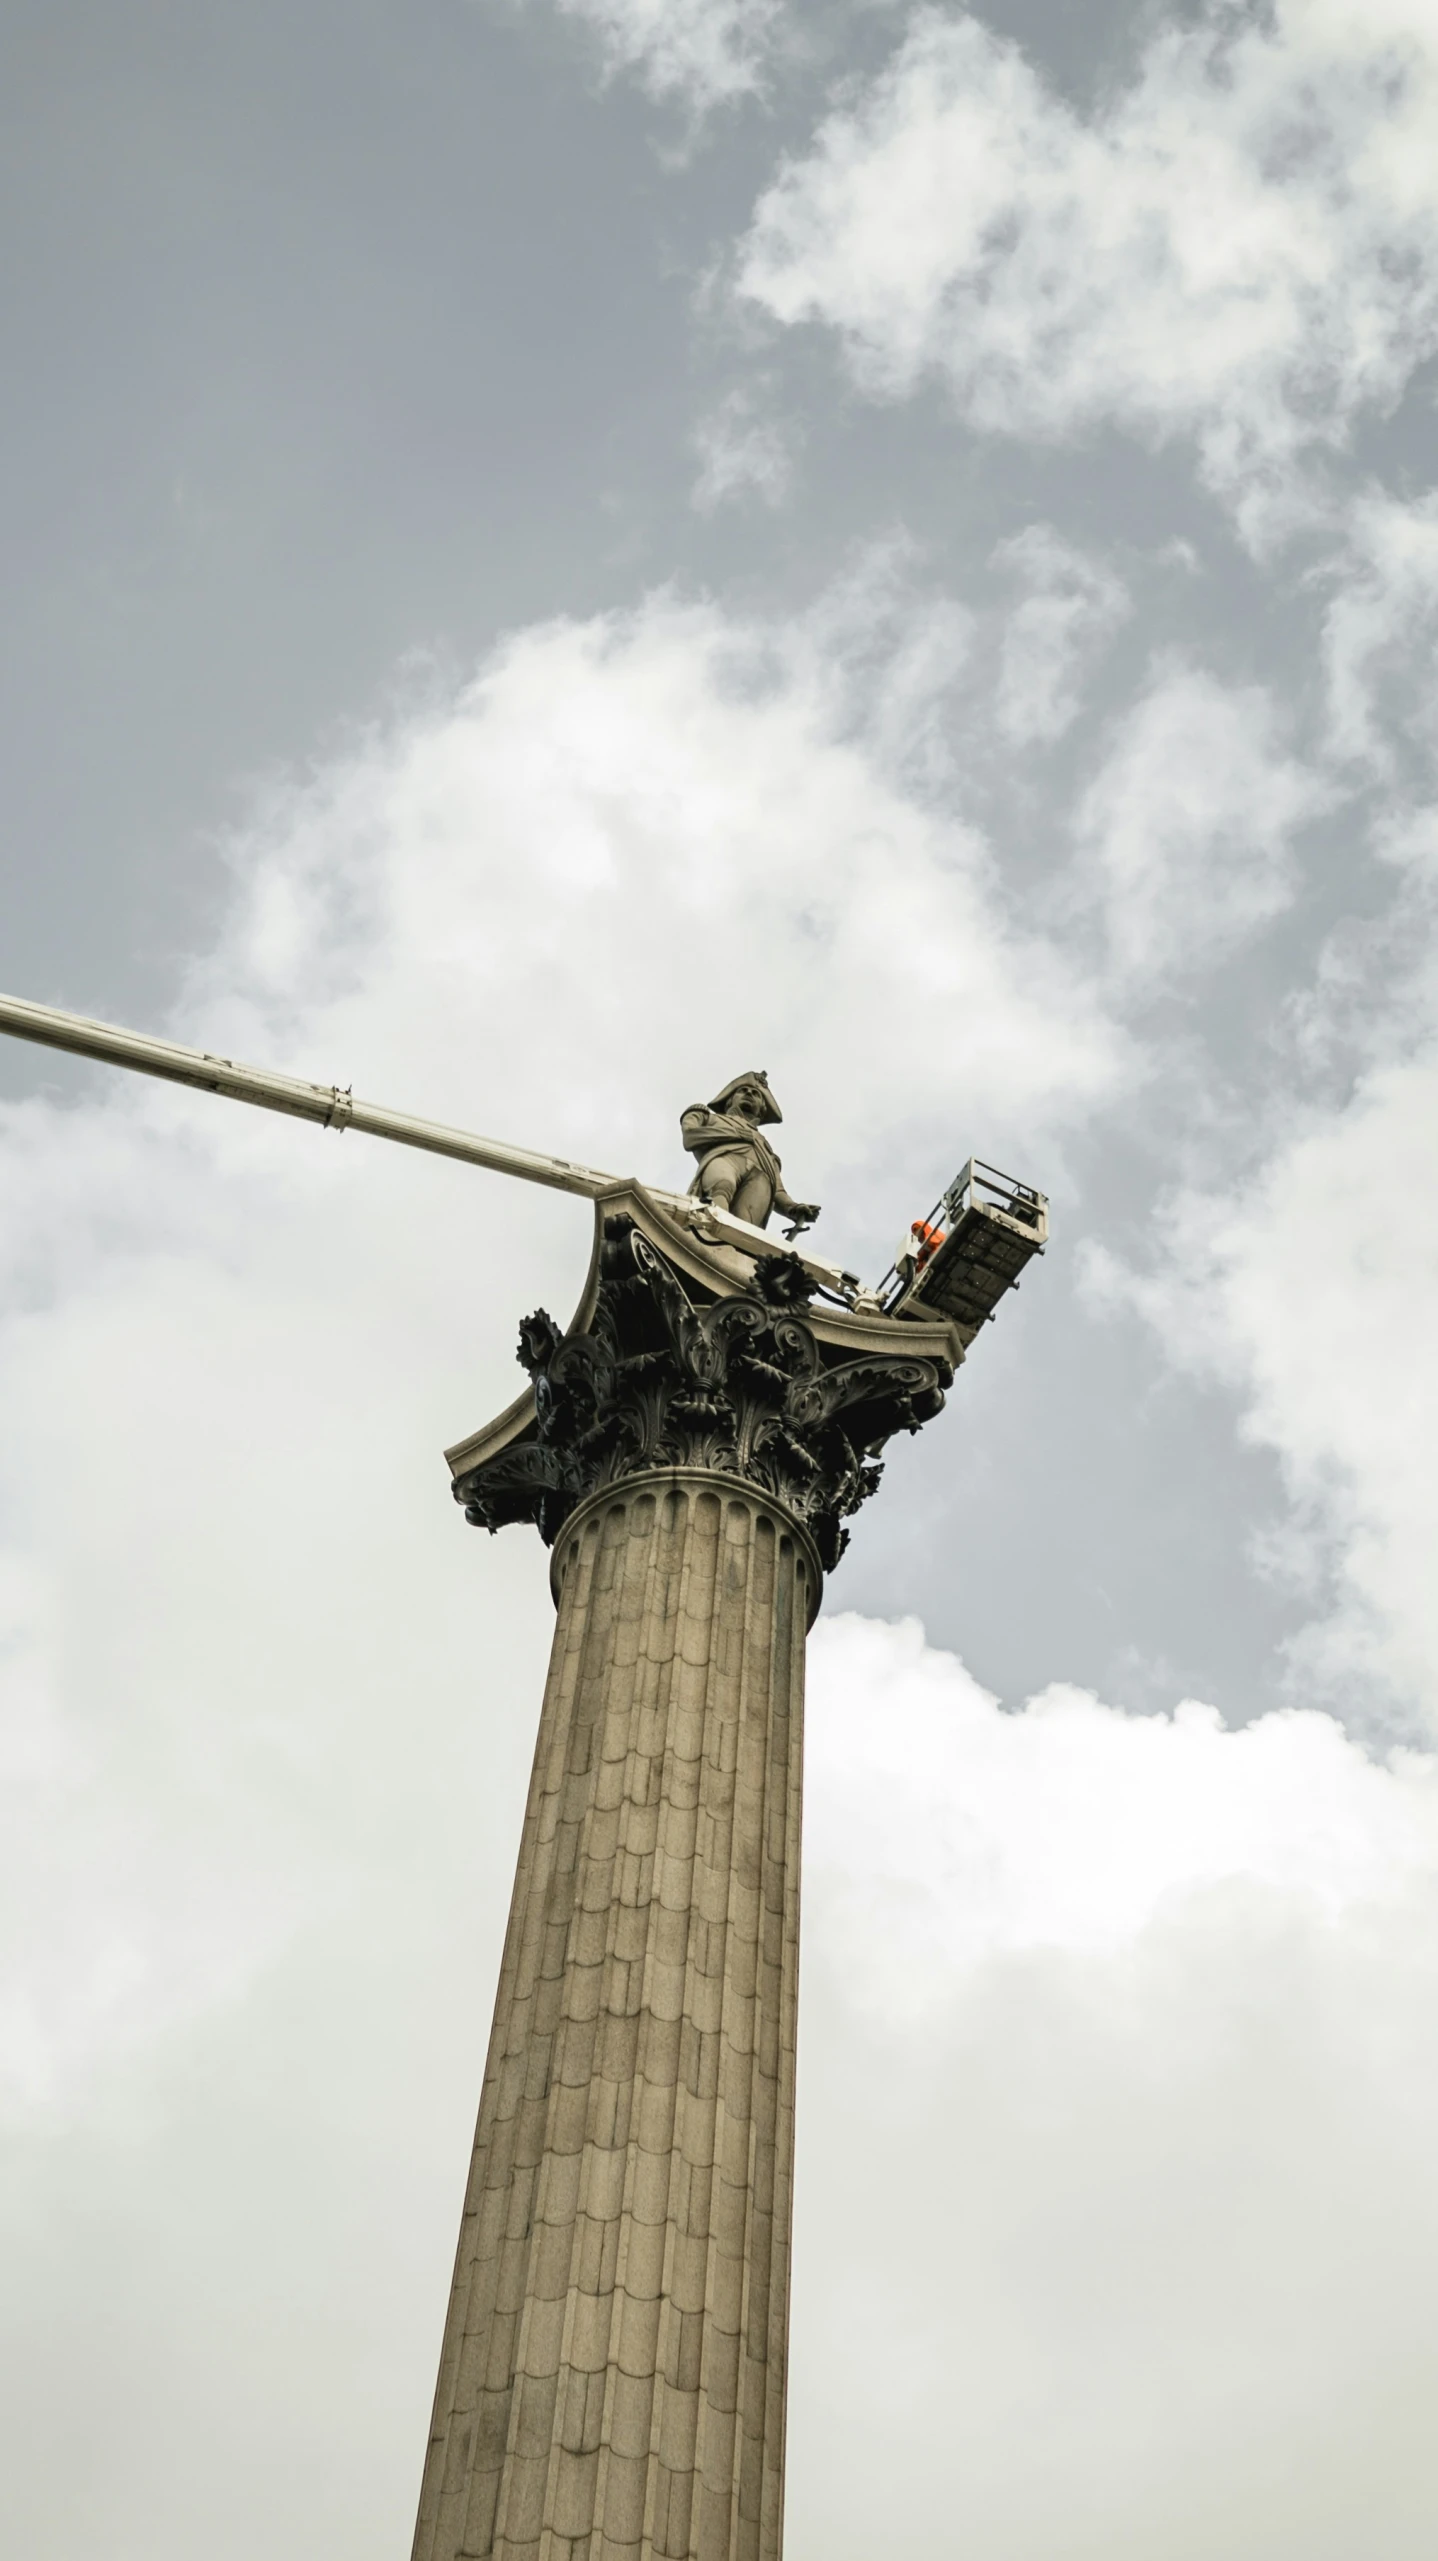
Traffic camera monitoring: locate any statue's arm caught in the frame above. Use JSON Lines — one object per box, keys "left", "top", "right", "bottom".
{"left": 681, "top": 1105, "right": 729, "bottom": 1158}
{"left": 772, "top": 1175, "right": 821, "bottom": 1225}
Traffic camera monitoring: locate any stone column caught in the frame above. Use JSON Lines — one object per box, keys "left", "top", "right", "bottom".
{"left": 414, "top": 1204, "right": 956, "bottom": 2561}
{"left": 412, "top": 1470, "right": 815, "bottom": 2561}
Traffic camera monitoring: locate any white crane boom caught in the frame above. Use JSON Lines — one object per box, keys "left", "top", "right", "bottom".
{"left": 0, "top": 989, "right": 885, "bottom": 1300}
{"left": 0, "top": 988, "right": 618, "bottom": 1200}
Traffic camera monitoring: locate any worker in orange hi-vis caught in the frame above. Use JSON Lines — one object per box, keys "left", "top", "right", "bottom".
{"left": 895, "top": 1215, "right": 945, "bottom": 1287}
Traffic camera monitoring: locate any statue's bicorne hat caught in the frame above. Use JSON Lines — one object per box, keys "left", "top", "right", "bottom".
{"left": 708, "top": 1070, "right": 782, "bottom": 1125}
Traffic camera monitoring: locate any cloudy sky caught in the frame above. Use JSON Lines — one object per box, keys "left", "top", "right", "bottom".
{"left": 4, "top": 0, "right": 1438, "bottom": 2551}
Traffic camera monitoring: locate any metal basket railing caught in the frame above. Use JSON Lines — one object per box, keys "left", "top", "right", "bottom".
{"left": 875, "top": 1157, "right": 1047, "bottom": 1311}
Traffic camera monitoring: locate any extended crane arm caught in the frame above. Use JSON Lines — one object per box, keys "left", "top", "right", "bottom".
{"left": 0, "top": 989, "right": 619, "bottom": 1200}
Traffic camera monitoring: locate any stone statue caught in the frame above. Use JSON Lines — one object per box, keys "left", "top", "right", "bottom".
{"left": 681, "top": 1070, "right": 821, "bottom": 1236}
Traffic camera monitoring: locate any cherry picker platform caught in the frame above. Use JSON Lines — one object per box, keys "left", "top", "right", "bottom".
{"left": 882, "top": 1157, "right": 1048, "bottom": 1346}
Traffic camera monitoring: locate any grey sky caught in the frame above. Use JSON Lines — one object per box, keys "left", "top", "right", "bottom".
{"left": 0, "top": 0, "right": 1353, "bottom": 1717}
{"left": 5, "top": 2, "right": 1438, "bottom": 2554}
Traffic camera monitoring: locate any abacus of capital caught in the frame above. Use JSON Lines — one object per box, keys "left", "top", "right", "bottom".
{"left": 0, "top": 998, "right": 1045, "bottom": 2561}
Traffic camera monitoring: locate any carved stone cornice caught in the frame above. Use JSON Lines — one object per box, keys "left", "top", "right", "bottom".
{"left": 452, "top": 1211, "right": 953, "bottom": 1576}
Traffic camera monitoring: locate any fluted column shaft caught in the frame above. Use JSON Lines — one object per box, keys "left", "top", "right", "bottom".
{"left": 413, "top": 1468, "right": 814, "bottom": 2561}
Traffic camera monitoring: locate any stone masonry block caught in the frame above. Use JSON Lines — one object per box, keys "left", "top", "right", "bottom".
{"left": 628, "top": 2143, "right": 674, "bottom": 2229}
{"left": 508, "top": 2367, "right": 560, "bottom": 2463}
{"left": 616, "top": 2211, "right": 667, "bottom": 2310}
{"left": 655, "top": 2373, "right": 700, "bottom": 2479}
{"left": 633, "top": 2074, "right": 678, "bottom": 2158}
{"left": 597, "top": 2446, "right": 648, "bottom": 2549}
{"left": 548, "top": 2442, "right": 600, "bottom": 2540}
{"left": 519, "top": 2289, "right": 566, "bottom": 2383}
{"left": 667, "top": 2228, "right": 709, "bottom": 2318}
{"left": 605, "top": 2365, "right": 655, "bottom": 2463}
{"left": 537, "top": 2146, "right": 581, "bottom": 2234}
{"left": 528, "top": 2218, "right": 575, "bottom": 2305}
{"left": 566, "top": 2284, "right": 614, "bottom": 2378}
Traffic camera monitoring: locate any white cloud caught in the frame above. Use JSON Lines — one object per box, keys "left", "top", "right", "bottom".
{"left": 991, "top": 522, "right": 1129, "bottom": 746}
{"left": 787, "top": 534, "right": 983, "bottom": 801}
{"left": 1077, "top": 661, "right": 1328, "bottom": 978}
{"left": 788, "top": 1612, "right": 1438, "bottom": 2560}
{"left": 691, "top": 383, "right": 799, "bottom": 508}
{"left": 194, "top": 580, "right": 1117, "bottom": 1217}
{"left": 546, "top": 0, "right": 783, "bottom": 107}
{"left": 738, "top": 2, "right": 1438, "bottom": 539}
{"left": 0, "top": 576, "right": 1126, "bottom": 2551}
{"left": 0, "top": 581, "right": 1117, "bottom": 2125}
{"left": 808, "top": 1613, "right": 1431, "bottom": 1991}
{"left": 1322, "top": 489, "right": 1438, "bottom": 773}
{"left": 1087, "top": 1040, "right": 1438, "bottom": 1727}
{"left": 6, "top": 577, "right": 1434, "bottom": 2556}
